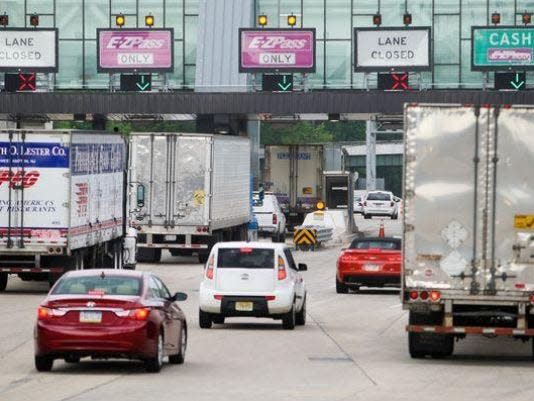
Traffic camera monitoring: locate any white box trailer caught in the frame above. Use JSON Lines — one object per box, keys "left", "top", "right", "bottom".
{"left": 403, "top": 104, "right": 534, "bottom": 358}
{"left": 0, "top": 130, "right": 131, "bottom": 291}
{"left": 129, "top": 133, "right": 251, "bottom": 263}
{"left": 264, "top": 145, "right": 323, "bottom": 229}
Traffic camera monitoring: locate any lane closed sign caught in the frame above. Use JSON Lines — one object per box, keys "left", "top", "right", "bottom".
{"left": 0, "top": 29, "right": 57, "bottom": 72}
{"left": 354, "top": 28, "right": 431, "bottom": 71}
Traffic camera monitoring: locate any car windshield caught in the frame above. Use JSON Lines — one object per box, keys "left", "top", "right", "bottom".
{"left": 52, "top": 275, "right": 142, "bottom": 296}
{"left": 217, "top": 248, "right": 274, "bottom": 269}
{"left": 366, "top": 192, "right": 391, "bottom": 201}
{"left": 350, "top": 240, "right": 401, "bottom": 250}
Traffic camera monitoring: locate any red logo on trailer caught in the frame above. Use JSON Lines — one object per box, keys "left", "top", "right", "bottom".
{"left": 0, "top": 170, "right": 40, "bottom": 188}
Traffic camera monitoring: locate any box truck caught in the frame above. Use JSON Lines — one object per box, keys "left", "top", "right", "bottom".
{"left": 403, "top": 104, "right": 534, "bottom": 358}
{"left": 0, "top": 130, "right": 133, "bottom": 291}
{"left": 264, "top": 145, "right": 323, "bottom": 229}
{"left": 129, "top": 133, "right": 251, "bottom": 263}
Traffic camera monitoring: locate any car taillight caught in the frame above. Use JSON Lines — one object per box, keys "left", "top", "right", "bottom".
{"left": 214, "top": 295, "right": 223, "bottom": 301}
{"left": 272, "top": 214, "right": 278, "bottom": 225}
{"left": 419, "top": 291, "right": 429, "bottom": 301}
{"left": 132, "top": 308, "right": 150, "bottom": 320}
{"left": 277, "top": 256, "right": 287, "bottom": 280}
{"left": 409, "top": 291, "right": 418, "bottom": 300}
{"left": 205, "top": 255, "right": 214, "bottom": 279}
{"left": 37, "top": 307, "right": 67, "bottom": 320}
{"left": 265, "top": 295, "right": 276, "bottom": 301}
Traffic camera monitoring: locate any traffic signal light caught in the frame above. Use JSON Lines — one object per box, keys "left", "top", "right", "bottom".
{"left": 523, "top": 11, "right": 532, "bottom": 25}
{"left": 29, "top": 13, "right": 39, "bottom": 27}
{"left": 120, "top": 74, "right": 152, "bottom": 91}
{"left": 115, "top": 14, "right": 125, "bottom": 27}
{"left": 4, "top": 73, "right": 36, "bottom": 92}
{"left": 491, "top": 12, "right": 501, "bottom": 25}
{"left": 494, "top": 72, "right": 526, "bottom": 90}
{"left": 403, "top": 13, "right": 412, "bottom": 26}
{"left": 0, "top": 13, "right": 8, "bottom": 27}
{"left": 262, "top": 74, "right": 293, "bottom": 92}
{"left": 145, "top": 14, "right": 154, "bottom": 27}
{"left": 373, "top": 13, "right": 381, "bottom": 26}
{"left": 378, "top": 73, "right": 410, "bottom": 90}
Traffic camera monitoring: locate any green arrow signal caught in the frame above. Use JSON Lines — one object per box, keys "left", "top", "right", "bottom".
{"left": 510, "top": 73, "right": 525, "bottom": 90}
{"left": 277, "top": 75, "right": 292, "bottom": 91}
{"left": 136, "top": 75, "right": 151, "bottom": 91}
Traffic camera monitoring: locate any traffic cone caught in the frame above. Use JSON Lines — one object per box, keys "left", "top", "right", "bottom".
{"left": 378, "top": 221, "right": 385, "bottom": 238}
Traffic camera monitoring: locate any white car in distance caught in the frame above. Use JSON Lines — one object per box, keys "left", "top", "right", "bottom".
{"left": 252, "top": 193, "right": 287, "bottom": 242}
{"left": 198, "top": 242, "right": 307, "bottom": 330}
{"left": 363, "top": 190, "right": 399, "bottom": 220}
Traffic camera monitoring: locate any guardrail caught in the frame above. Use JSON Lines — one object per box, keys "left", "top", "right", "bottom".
{"left": 293, "top": 225, "right": 333, "bottom": 251}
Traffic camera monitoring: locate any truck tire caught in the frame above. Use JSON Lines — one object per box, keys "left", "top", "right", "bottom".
{"left": 364, "top": 214, "right": 371, "bottom": 219}
{"left": 408, "top": 311, "right": 454, "bottom": 359}
{"left": 0, "top": 273, "right": 7, "bottom": 291}
{"left": 136, "top": 248, "right": 161, "bottom": 263}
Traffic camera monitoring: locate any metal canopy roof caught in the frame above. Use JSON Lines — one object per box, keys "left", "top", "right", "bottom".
{"left": 0, "top": 90, "right": 532, "bottom": 115}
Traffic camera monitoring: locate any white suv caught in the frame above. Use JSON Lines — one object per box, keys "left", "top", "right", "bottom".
{"left": 253, "top": 193, "right": 287, "bottom": 242}
{"left": 363, "top": 191, "right": 399, "bottom": 220}
{"left": 199, "top": 242, "right": 307, "bottom": 330}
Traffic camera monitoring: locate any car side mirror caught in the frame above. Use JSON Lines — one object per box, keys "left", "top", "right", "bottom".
{"left": 136, "top": 184, "right": 146, "bottom": 208}
{"left": 298, "top": 263, "right": 307, "bottom": 271}
{"left": 171, "top": 292, "right": 188, "bottom": 302}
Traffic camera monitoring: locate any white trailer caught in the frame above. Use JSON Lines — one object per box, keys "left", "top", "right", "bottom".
{"left": 264, "top": 145, "right": 323, "bottom": 229}
{"left": 0, "top": 130, "right": 132, "bottom": 291}
{"left": 129, "top": 133, "right": 251, "bottom": 263}
{"left": 403, "top": 104, "right": 534, "bottom": 358}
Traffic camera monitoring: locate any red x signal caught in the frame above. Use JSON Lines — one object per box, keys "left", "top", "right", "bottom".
{"left": 18, "top": 73, "right": 36, "bottom": 91}
{"left": 391, "top": 73, "right": 409, "bottom": 90}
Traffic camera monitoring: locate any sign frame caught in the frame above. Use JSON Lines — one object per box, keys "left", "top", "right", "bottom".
{"left": 0, "top": 28, "right": 58, "bottom": 73}
{"left": 471, "top": 25, "right": 534, "bottom": 71}
{"left": 96, "top": 28, "right": 174, "bottom": 73}
{"left": 238, "top": 28, "right": 316, "bottom": 73}
{"left": 354, "top": 26, "right": 432, "bottom": 72}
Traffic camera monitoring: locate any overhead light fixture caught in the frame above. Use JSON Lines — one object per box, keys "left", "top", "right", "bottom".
{"left": 523, "top": 11, "right": 531, "bottom": 25}
{"left": 0, "top": 13, "right": 9, "bottom": 27}
{"left": 115, "top": 13, "right": 125, "bottom": 27}
{"left": 29, "top": 13, "right": 39, "bottom": 27}
{"left": 145, "top": 14, "right": 154, "bottom": 27}
{"left": 403, "top": 13, "right": 412, "bottom": 26}
{"left": 258, "top": 14, "right": 268, "bottom": 27}
{"left": 287, "top": 13, "right": 297, "bottom": 27}
{"left": 373, "top": 13, "right": 382, "bottom": 27}
{"left": 491, "top": 12, "right": 500, "bottom": 25}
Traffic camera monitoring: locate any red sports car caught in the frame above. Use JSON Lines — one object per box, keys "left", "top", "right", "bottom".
{"left": 34, "top": 269, "right": 188, "bottom": 372}
{"left": 336, "top": 237, "right": 401, "bottom": 293}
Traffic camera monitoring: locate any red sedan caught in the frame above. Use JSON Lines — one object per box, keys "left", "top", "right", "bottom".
{"left": 336, "top": 237, "right": 401, "bottom": 293}
{"left": 34, "top": 269, "right": 188, "bottom": 372}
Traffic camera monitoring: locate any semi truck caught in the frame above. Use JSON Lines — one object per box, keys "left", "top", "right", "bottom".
{"left": 263, "top": 145, "right": 323, "bottom": 229}
{"left": 129, "top": 133, "right": 251, "bottom": 264}
{"left": 0, "top": 130, "right": 134, "bottom": 292}
{"left": 403, "top": 104, "right": 534, "bottom": 358}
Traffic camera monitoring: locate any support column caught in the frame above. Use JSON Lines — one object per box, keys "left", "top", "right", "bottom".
{"left": 247, "top": 120, "right": 260, "bottom": 189}
{"left": 366, "top": 120, "right": 377, "bottom": 191}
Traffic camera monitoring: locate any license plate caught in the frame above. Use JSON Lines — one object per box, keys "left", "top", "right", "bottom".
{"left": 363, "top": 264, "right": 380, "bottom": 272}
{"left": 235, "top": 301, "right": 253, "bottom": 312}
{"left": 79, "top": 311, "right": 102, "bottom": 323}
{"left": 164, "top": 235, "right": 177, "bottom": 241}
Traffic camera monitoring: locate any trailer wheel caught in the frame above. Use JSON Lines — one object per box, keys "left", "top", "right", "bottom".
{"left": 408, "top": 311, "right": 454, "bottom": 359}
{"left": 136, "top": 248, "right": 161, "bottom": 263}
{"left": 0, "top": 273, "right": 7, "bottom": 291}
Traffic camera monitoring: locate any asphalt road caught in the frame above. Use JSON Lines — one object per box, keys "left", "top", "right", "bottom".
{"left": 0, "top": 218, "right": 533, "bottom": 401}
